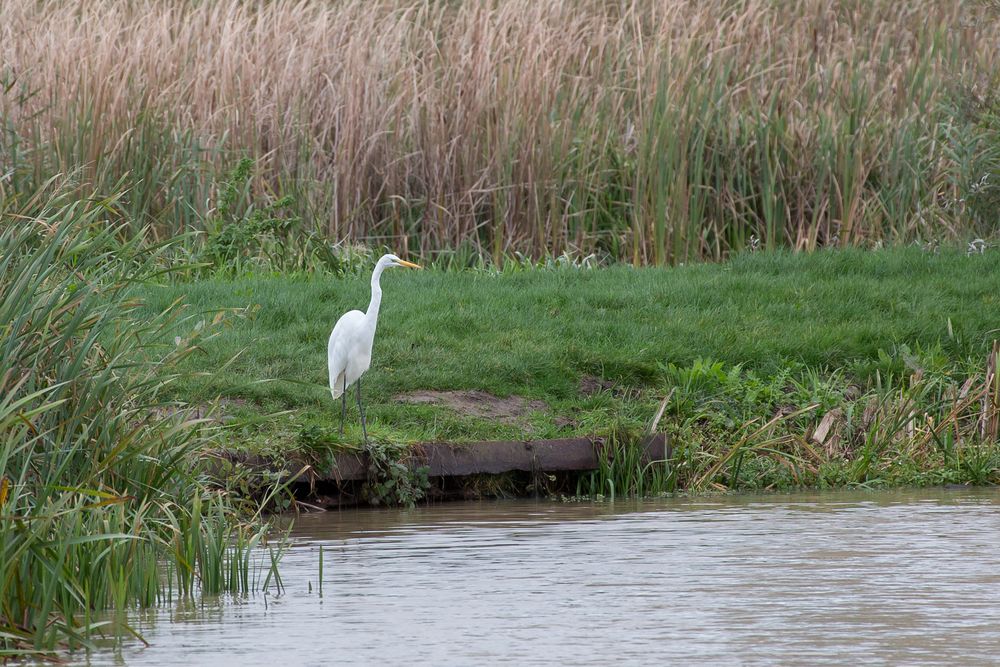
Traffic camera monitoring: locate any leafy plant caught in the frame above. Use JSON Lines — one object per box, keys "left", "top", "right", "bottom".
{"left": 361, "top": 442, "right": 431, "bottom": 508}
{"left": 202, "top": 158, "right": 299, "bottom": 268}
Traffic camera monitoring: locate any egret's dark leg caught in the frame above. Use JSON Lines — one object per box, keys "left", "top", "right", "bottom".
{"left": 356, "top": 377, "right": 369, "bottom": 445}
{"left": 339, "top": 375, "right": 347, "bottom": 435}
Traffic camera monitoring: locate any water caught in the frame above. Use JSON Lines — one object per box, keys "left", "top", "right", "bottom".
{"left": 84, "top": 488, "right": 1000, "bottom": 666}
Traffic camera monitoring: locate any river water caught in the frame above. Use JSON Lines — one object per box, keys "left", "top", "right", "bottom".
{"left": 83, "top": 488, "right": 1000, "bottom": 666}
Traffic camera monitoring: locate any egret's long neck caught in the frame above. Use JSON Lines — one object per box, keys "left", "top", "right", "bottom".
{"left": 366, "top": 263, "right": 385, "bottom": 324}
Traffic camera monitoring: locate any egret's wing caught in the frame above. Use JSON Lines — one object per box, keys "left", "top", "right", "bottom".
{"left": 328, "top": 310, "right": 364, "bottom": 399}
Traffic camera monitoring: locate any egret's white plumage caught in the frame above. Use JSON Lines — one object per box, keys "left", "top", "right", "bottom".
{"left": 328, "top": 253, "right": 420, "bottom": 440}
{"left": 327, "top": 309, "right": 371, "bottom": 400}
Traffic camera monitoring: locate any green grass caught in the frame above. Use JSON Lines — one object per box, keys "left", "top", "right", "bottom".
{"left": 133, "top": 247, "right": 1000, "bottom": 456}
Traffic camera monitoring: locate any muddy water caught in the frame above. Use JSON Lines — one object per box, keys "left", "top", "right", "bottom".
{"left": 86, "top": 489, "right": 1000, "bottom": 666}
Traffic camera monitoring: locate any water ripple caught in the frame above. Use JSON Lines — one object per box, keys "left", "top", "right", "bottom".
{"left": 84, "top": 488, "right": 1000, "bottom": 667}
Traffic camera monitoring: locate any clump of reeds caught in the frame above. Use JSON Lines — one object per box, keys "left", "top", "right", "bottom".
{"left": 585, "top": 347, "right": 1000, "bottom": 496}
{"left": 0, "top": 183, "right": 280, "bottom": 657}
{"left": 1, "top": 0, "right": 997, "bottom": 263}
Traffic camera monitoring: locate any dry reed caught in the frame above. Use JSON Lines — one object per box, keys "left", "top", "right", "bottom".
{"left": 1, "top": 0, "right": 998, "bottom": 262}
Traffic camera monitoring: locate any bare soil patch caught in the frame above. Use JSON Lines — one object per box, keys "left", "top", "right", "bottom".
{"left": 578, "top": 375, "right": 615, "bottom": 396}
{"left": 395, "top": 390, "right": 546, "bottom": 425}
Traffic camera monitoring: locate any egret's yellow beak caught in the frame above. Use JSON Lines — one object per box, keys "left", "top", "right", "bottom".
{"left": 397, "top": 260, "right": 422, "bottom": 269}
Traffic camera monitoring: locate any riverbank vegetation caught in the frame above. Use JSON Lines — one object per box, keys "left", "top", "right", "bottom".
{"left": 0, "top": 197, "right": 286, "bottom": 657}
{"left": 2, "top": 0, "right": 999, "bottom": 263}
{"left": 135, "top": 247, "right": 1000, "bottom": 495}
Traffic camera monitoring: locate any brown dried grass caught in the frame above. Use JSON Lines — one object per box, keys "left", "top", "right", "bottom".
{"left": 1, "top": 0, "right": 997, "bottom": 262}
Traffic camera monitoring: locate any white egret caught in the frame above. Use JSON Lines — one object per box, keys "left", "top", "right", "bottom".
{"left": 328, "top": 253, "right": 421, "bottom": 443}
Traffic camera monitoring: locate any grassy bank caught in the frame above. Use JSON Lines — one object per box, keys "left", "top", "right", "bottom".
{"left": 2, "top": 0, "right": 999, "bottom": 262}
{"left": 135, "top": 247, "right": 1000, "bottom": 492}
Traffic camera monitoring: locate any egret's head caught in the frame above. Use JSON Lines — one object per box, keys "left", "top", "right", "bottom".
{"left": 381, "top": 253, "right": 421, "bottom": 270}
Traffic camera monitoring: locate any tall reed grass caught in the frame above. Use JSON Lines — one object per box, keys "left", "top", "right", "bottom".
{"left": 2, "top": 0, "right": 998, "bottom": 264}
{"left": 0, "top": 183, "right": 279, "bottom": 656}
